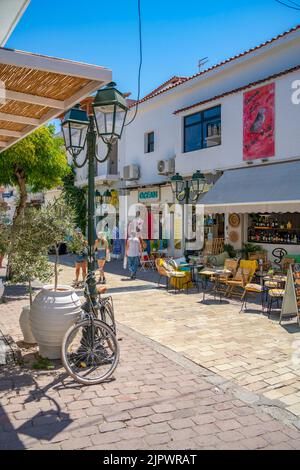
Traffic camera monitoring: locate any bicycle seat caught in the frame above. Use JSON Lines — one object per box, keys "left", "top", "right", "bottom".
{"left": 97, "top": 285, "right": 108, "bottom": 295}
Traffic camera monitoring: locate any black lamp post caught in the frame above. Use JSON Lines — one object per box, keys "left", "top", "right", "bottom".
{"left": 171, "top": 171, "right": 206, "bottom": 203}
{"left": 61, "top": 82, "right": 128, "bottom": 298}
{"left": 171, "top": 171, "right": 206, "bottom": 254}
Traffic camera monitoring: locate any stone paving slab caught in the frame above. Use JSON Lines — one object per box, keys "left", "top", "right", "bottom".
{"left": 1, "top": 319, "right": 300, "bottom": 450}
{"left": 4, "top": 257, "right": 300, "bottom": 419}
{"left": 1, "top": 257, "right": 300, "bottom": 449}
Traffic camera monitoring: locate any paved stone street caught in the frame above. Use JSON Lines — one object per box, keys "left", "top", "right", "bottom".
{"left": 1, "top": 256, "right": 300, "bottom": 449}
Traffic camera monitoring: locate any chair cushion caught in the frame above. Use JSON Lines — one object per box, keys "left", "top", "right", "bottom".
{"left": 265, "top": 281, "right": 279, "bottom": 288}
{"left": 226, "top": 280, "right": 243, "bottom": 286}
{"left": 245, "top": 283, "right": 264, "bottom": 292}
{"left": 207, "top": 252, "right": 229, "bottom": 267}
{"left": 269, "top": 289, "right": 285, "bottom": 297}
{"left": 171, "top": 272, "right": 186, "bottom": 278}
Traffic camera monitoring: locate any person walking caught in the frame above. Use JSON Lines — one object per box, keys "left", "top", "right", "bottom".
{"left": 126, "top": 231, "right": 142, "bottom": 280}
{"left": 94, "top": 232, "right": 110, "bottom": 284}
{"left": 73, "top": 231, "right": 88, "bottom": 287}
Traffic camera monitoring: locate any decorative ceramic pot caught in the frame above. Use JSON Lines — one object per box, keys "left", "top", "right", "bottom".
{"left": 19, "top": 306, "right": 36, "bottom": 344}
{"left": 30, "top": 285, "right": 81, "bottom": 359}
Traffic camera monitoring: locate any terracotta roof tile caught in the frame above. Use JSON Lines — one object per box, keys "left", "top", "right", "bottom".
{"left": 129, "top": 24, "right": 300, "bottom": 109}
{"left": 174, "top": 63, "right": 300, "bottom": 114}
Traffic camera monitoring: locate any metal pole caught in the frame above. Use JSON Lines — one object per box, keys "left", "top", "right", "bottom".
{"left": 85, "top": 114, "right": 98, "bottom": 302}
{"left": 183, "top": 181, "right": 190, "bottom": 257}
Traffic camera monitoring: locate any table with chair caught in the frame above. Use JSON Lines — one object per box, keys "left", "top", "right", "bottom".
{"left": 154, "top": 248, "right": 294, "bottom": 322}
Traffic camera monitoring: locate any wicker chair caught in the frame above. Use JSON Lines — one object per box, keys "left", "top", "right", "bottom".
{"left": 155, "top": 258, "right": 186, "bottom": 293}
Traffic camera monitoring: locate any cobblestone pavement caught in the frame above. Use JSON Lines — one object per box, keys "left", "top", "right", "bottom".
{"left": 1, "top": 315, "right": 300, "bottom": 450}
{"left": 1, "top": 257, "right": 300, "bottom": 449}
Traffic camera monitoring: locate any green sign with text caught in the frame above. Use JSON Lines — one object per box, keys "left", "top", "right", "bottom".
{"left": 138, "top": 188, "right": 160, "bottom": 203}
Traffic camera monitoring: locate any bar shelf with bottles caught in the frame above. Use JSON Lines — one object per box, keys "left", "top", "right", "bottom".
{"left": 248, "top": 214, "right": 300, "bottom": 245}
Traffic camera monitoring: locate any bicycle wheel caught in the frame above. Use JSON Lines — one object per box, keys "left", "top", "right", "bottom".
{"left": 100, "top": 298, "right": 116, "bottom": 335}
{"left": 61, "top": 319, "right": 120, "bottom": 385}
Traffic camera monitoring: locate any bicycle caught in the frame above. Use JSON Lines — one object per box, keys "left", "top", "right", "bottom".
{"left": 61, "top": 273, "right": 120, "bottom": 385}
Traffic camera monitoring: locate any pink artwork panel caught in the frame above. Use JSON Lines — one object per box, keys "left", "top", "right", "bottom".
{"left": 243, "top": 83, "right": 275, "bottom": 160}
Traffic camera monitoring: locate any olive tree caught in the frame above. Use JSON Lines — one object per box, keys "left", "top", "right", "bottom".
{"left": 40, "top": 197, "right": 78, "bottom": 290}
{"left": 9, "top": 208, "right": 53, "bottom": 306}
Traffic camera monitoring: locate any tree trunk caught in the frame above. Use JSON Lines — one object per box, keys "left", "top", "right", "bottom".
{"left": 13, "top": 170, "right": 27, "bottom": 222}
{"left": 7, "top": 170, "right": 27, "bottom": 279}
{"left": 54, "top": 246, "right": 59, "bottom": 291}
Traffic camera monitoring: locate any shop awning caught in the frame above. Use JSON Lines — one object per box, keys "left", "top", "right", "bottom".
{"left": 0, "top": 47, "right": 111, "bottom": 152}
{"left": 201, "top": 160, "right": 300, "bottom": 214}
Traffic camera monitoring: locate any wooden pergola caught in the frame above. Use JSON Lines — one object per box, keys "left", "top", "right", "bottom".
{"left": 0, "top": 47, "right": 112, "bottom": 152}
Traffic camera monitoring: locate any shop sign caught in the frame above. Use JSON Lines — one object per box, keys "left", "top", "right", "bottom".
{"left": 138, "top": 188, "right": 160, "bottom": 204}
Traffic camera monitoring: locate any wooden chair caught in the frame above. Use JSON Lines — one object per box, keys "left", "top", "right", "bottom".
{"left": 203, "top": 238, "right": 225, "bottom": 256}
{"left": 210, "top": 259, "right": 238, "bottom": 289}
{"left": 225, "top": 268, "right": 252, "bottom": 299}
{"left": 231, "top": 260, "right": 258, "bottom": 300}
{"left": 281, "top": 257, "right": 294, "bottom": 273}
{"left": 249, "top": 252, "right": 271, "bottom": 271}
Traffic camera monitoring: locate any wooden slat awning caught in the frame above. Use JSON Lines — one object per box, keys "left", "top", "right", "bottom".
{"left": 0, "top": 47, "right": 112, "bottom": 152}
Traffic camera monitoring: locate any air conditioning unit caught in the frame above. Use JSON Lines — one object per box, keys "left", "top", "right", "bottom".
{"left": 157, "top": 158, "right": 175, "bottom": 176}
{"left": 122, "top": 165, "right": 140, "bottom": 181}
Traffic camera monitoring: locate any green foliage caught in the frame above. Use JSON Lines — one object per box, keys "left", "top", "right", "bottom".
{"left": 40, "top": 197, "right": 77, "bottom": 250}
{"left": 9, "top": 208, "right": 53, "bottom": 305}
{"left": 241, "top": 243, "right": 262, "bottom": 260}
{"left": 32, "top": 355, "right": 54, "bottom": 370}
{"left": 68, "top": 231, "right": 87, "bottom": 255}
{"left": 62, "top": 166, "right": 87, "bottom": 234}
{"left": 223, "top": 243, "right": 237, "bottom": 258}
{"left": 0, "top": 125, "right": 70, "bottom": 191}
{"left": 39, "top": 197, "right": 78, "bottom": 289}
{"left": 0, "top": 203, "right": 10, "bottom": 256}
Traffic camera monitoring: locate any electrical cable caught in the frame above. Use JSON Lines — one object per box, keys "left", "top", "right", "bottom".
{"left": 125, "top": 0, "right": 143, "bottom": 126}
{"left": 275, "top": 0, "right": 300, "bottom": 10}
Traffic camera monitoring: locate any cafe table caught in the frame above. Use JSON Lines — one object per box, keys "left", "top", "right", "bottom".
{"left": 201, "top": 268, "right": 233, "bottom": 302}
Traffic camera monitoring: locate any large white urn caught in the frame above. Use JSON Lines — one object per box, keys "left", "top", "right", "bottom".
{"left": 0, "top": 279, "right": 4, "bottom": 300}
{"left": 19, "top": 306, "right": 36, "bottom": 344}
{"left": 30, "top": 285, "right": 81, "bottom": 359}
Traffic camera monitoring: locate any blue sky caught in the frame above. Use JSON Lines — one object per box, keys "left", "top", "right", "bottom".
{"left": 7, "top": 0, "right": 300, "bottom": 99}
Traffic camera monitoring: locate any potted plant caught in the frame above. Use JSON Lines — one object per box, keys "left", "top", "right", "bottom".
{"left": 223, "top": 243, "right": 237, "bottom": 259}
{"left": 29, "top": 198, "right": 81, "bottom": 359}
{"left": 9, "top": 207, "right": 53, "bottom": 343}
{"left": 241, "top": 243, "right": 262, "bottom": 260}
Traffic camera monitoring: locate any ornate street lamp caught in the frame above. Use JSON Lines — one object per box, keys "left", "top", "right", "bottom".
{"left": 171, "top": 171, "right": 206, "bottom": 203}
{"left": 62, "top": 105, "right": 89, "bottom": 160}
{"left": 190, "top": 170, "right": 206, "bottom": 200}
{"left": 171, "top": 170, "right": 206, "bottom": 255}
{"left": 95, "top": 190, "right": 102, "bottom": 205}
{"left": 103, "top": 189, "right": 112, "bottom": 205}
{"left": 93, "top": 82, "right": 128, "bottom": 147}
{"left": 61, "top": 82, "right": 128, "bottom": 299}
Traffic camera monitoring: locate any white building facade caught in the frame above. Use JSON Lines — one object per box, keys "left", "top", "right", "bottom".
{"left": 118, "top": 24, "right": 300, "bottom": 259}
